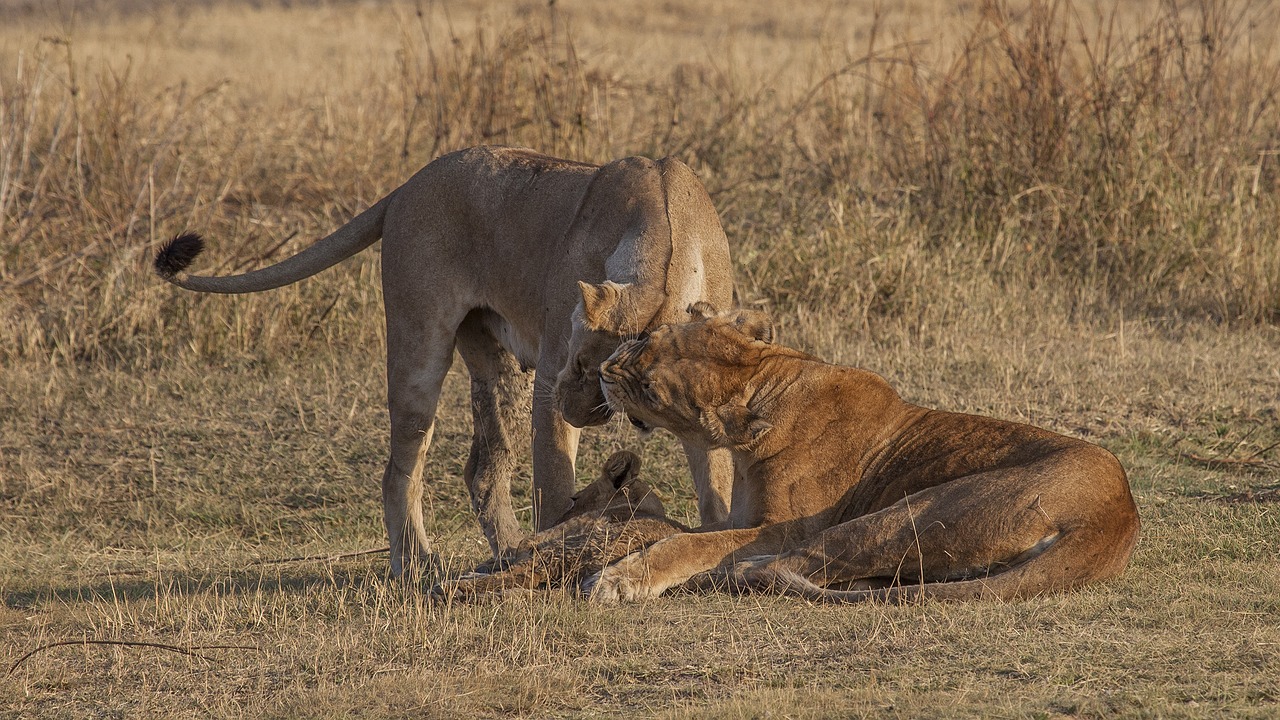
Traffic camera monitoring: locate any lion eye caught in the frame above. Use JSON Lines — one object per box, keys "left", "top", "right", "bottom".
{"left": 638, "top": 378, "right": 657, "bottom": 398}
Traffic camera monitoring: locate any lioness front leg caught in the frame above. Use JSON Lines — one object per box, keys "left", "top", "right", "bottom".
{"left": 681, "top": 441, "right": 734, "bottom": 524}
{"left": 530, "top": 377, "right": 580, "bottom": 531}
{"left": 584, "top": 526, "right": 788, "bottom": 602}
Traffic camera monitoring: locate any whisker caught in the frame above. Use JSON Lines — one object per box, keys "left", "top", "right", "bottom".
{"left": 601, "top": 395, "right": 627, "bottom": 417}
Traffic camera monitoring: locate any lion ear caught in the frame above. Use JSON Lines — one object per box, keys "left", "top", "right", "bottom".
{"left": 716, "top": 404, "right": 773, "bottom": 448}
{"left": 687, "top": 301, "right": 719, "bottom": 321}
{"left": 728, "top": 309, "right": 774, "bottom": 344}
{"left": 689, "top": 304, "right": 773, "bottom": 343}
{"left": 578, "top": 281, "right": 631, "bottom": 331}
{"left": 602, "top": 451, "right": 642, "bottom": 489}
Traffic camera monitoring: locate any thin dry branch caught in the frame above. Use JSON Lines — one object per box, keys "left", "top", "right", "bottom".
{"left": 248, "top": 546, "right": 390, "bottom": 566}
{"left": 1179, "top": 451, "right": 1276, "bottom": 472}
{"left": 9, "top": 639, "right": 262, "bottom": 675}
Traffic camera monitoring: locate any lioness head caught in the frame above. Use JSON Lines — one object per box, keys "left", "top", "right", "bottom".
{"left": 556, "top": 281, "right": 662, "bottom": 428}
{"left": 599, "top": 303, "right": 776, "bottom": 450}
{"left": 552, "top": 450, "right": 666, "bottom": 524}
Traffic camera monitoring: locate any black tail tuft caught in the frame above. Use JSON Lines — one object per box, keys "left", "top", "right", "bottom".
{"left": 154, "top": 233, "right": 205, "bottom": 278}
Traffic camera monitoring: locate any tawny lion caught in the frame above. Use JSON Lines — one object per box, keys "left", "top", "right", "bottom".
{"left": 584, "top": 305, "right": 1140, "bottom": 603}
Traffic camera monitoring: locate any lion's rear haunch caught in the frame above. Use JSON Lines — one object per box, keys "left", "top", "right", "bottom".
{"left": 154, "top": 233, "right": 205, "bottom": 278}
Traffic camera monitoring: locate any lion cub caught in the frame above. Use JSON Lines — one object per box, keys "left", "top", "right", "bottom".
{"left": 433, "top": 451, "right": 687, "bottom": 598}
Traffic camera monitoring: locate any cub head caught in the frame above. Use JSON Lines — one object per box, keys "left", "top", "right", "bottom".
{"left": 553, "top": 450, "right": 666, "bottom": 524}
{"left": 599, "top": 303, "right": 776, "bottom": 451}
{"left": 556, "top": 281, "right": 659, "bottom": 428}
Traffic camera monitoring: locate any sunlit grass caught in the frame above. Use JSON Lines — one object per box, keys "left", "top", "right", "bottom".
{"left": 2, "top": 0, "right": 1279, "bottom": 716}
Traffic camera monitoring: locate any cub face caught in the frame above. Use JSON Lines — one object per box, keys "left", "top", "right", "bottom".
{"left": 552, "top": 450, "right": 666, "bottom": 525}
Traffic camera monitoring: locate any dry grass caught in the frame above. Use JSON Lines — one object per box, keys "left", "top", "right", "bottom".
{"left": 2, "top": 0, "right": 1279, "bottom": 716}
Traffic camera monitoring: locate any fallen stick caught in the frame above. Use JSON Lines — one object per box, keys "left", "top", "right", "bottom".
{"left": 248, "top": 546, "right": 389, "bottom": 566}
{"left": 9, "top": 639, "right": 262, "bottom": 675}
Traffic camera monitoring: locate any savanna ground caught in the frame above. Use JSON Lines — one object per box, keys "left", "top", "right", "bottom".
{"left": 1, "top": 0, "right": 1278, "bottom": 716}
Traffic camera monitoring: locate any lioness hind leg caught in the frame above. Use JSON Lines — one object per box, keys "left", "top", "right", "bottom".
{"left": 383, "top": 325, "right": 459, "bottom": 579}
{"left": 456, "top": 312, "right": 533, "bottom": 559}
{"left": 742, "top": 474, "right": 1064, "bottom": 595}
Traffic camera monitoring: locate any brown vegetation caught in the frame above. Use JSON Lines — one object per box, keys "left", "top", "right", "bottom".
{"left": 2, "top": 0, "right": 1278, "bottom": 716}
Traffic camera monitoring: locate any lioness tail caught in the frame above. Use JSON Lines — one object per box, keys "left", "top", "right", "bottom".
{"left": 153, "top": 193, "right": 393, "bottom": 294}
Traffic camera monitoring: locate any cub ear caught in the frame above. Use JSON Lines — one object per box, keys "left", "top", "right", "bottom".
{"left": 687, "top": 301, "right": 719, "bottom": 321}
{"left": 602, "top": 450, "right": 642, "bottom": 488}
{"left": 728, "top": 309, "right": 774, "bottom": 344}
{"left": 578, "top": 281, "right": 631, "bottom": 331}
{"left": 715, "top": 404, "right": 773, "bottom": 448}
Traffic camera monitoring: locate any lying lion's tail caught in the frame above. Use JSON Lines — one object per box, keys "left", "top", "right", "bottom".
{"left": 154, "top": 193, "right": 394, "bottom": 294}
{"left": 770, "top": 523, "right": 1138, "bottom": 604}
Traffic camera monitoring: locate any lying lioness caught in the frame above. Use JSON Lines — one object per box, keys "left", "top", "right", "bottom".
{"left": 585, "top": 305, "right": 1141, "bottom": 602}
{"left": 432, "top": 451, "right": 686, "bottom": 598}
{"left": 154, "top": 146, "right": 735, "bottom": 576}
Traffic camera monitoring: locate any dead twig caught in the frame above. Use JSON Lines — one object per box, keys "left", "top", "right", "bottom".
{"left": 248, "top": 546, "right": 389, "bottom": 566}
{"left": 9, "top": 639, "right": 262, "bottom": 675}
{"left": 306, "top": 293, "right": 343, "bottom": 341}
{"left": 1241, "top": 439, "right": 1280, "bottom": 464}
{"left": 68, "top": 547, "right": 390, "bottom": 582}
{"left": 1179, "top": 452, "right": 1275, "bottom": 472}
{"left": 82, "top": 568, "right": 149, "bottom": 579}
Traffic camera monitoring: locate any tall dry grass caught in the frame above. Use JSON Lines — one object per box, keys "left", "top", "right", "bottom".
{"left": 0, "top": 0, "right": 1277, "bottom": 373}
{"left": 3, "top": 4, "right": 1279, "bottom": 716}
{"left": 728, "top": 0, "right": 1280, "bottom": 331}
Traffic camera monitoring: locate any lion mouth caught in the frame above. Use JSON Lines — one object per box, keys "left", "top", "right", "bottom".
{"left": 569, "top": 406, "right": 614, "bottom": 429}
{"left": 557, "top": 397, "right": 615, "bottom": 429}
{"left": 628, "top": 415, "right": 652, "bottom": 432}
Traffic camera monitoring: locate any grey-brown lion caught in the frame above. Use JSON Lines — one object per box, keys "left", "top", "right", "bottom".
{"left": 155, "top": 146, "right": 735, "bottom": 576}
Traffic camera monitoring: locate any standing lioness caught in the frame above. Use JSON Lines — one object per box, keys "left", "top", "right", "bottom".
{"left": 154, "top": 146, "right": 734, "bottom": 576}
{"left": 587, "top": 305, "right": 1140, "bottom": 602}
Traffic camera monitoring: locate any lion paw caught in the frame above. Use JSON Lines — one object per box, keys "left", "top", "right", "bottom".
{"left": 582, "top": 556, "right": 660, "bottom": 603}
{"left": 390, "top": 543, "right": 441, "bottom": 580}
